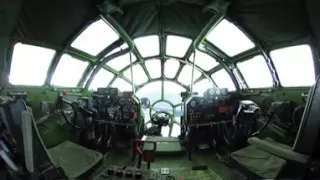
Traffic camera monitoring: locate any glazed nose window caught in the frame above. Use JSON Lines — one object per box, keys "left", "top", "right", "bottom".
{"left": 71, "top": 19, "right": 119, "bottom": 56}
{"left": 206, "top": 19, "right": 255, "bottom": 56}
{"left": 211, "top": 69, "right": 236, "bottom": 91}
{"left": 134, "top": 35, "right": 159, "bottom": 57}
{"left": 9, "top": 43, "right": 55, "bottom": 86}
{"left": 166, "top": 35, "right": 192, "bottom": 58}
{"left": 237, "top": 55, "right": 273, "bottom": 88}
{"left": 270, "top": 44, "right": 315, "bottom": 87}
{"left": 51, "top": 54, "right": 89, "bottom": 87}
{"left": 189, "top": 50, "right": 219, "bottom": 71}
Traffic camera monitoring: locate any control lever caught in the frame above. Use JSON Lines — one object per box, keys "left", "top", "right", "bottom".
{"left": 0, "top": 140, "right": 19, "bottom": 172}
{"left": 135, "top": 139, "right": 157, "bottom": 169}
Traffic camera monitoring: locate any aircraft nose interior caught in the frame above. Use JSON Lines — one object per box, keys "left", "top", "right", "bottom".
{"left": 1, "top": 0, "right": 320, "bottom": 179}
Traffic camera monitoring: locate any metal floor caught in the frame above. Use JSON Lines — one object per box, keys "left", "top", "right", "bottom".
{"left": 93, "top": 149, "right": 246, "bottom": 180}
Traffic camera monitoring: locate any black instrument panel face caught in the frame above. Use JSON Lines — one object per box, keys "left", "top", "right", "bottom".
{"left": 93, "top": 88, "right": 139, "bottom": 123}
{"left": 186, "top": 88, "right": 233, "bottom": 125}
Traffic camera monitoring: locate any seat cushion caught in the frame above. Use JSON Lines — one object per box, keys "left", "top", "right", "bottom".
{"left": 231, "top": 145, "right": 286, "bottom": 179}
{"left": 48, "top": 141, "right": 103, "bottom": 178}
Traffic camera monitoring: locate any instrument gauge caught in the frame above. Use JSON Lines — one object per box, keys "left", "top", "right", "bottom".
{"left": 208, "top": 88, "right": 215, "bottom": 96}
{"left": 199, "top": 98, "right": 205, "bottom": 105}
{"left": 190, "top": 100, "right": 197, "bottom": 108}
{"left": 216, "top": 89, "right": 221, "bottom": 95}
{"left": 105, "top": 89, "right": 111, "bottom": 95}
{"left": 111, "top": 88, "right": 117, "bottom": 95}
{"left": 119, "top": 97, "right": 126, "bottom": 105}
{"left": 221, "top": 88, "right": 228, "bottom": 95}
{"left": 123, "top": 105, "right": 130, "bottom": 113}
{"left": 128, "top": 98, "right": 134, "bottom": 104}
{"left": 130, "top": 105, "right": 137, "bottom": 113}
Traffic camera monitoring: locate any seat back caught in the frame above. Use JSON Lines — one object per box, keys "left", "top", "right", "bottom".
{"left": 0, "top": 98, "right": 57, "bottom": 175}
{"left": 293, "top": 76, "right": 320, "bottom": 155}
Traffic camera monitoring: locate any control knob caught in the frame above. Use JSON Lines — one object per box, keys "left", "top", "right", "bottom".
{"left": 125, "top": 170, "right": 133, "bottom": 178}
{"left": 107, "top": 167, "right": 114, "bottom": 175}
{"left": 116, "top": 169, "right": 123, "bottom": 176}
{"left": 135, "top": 170, "right": 142, "bottom": 179}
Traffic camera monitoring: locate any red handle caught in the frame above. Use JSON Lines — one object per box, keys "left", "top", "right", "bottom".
{"left": 135, "top": 139, "right": 157, "bottom": 155}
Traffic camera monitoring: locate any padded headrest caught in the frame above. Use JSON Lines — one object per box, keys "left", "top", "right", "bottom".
{"left": 293, "top": 76, "right": 320, "bottom": 155}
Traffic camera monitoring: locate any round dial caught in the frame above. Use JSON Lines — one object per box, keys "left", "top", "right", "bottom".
{"left": 111, "top": 88, "right": 117, "bottom": 95}
{"left": 190, "top": 100, "right": 197, "bottom": 108}
{"left": 130, "top": 105, "right": 137, "bottom": 113}
{"left": 123, "top": 105, "right": 130, "bottom": 113}
{"left": 128, "top": 98, "right": 134, "bottom": 104}
{"left": 221, "top": 88, "right": 228, "bottom": 95}
{"left": 208, "top": 88, "right": 215, "bottom": 96}
{"left": 216, "top": 88, "right": 221, "bottom": 95}
{"left": 199, "top": 98, "right": 205, "bottom": 105}
{"left": 119, "top": 97, "right": 126, "bottom": 105}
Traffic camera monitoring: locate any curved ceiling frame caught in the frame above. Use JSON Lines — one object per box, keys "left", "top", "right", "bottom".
{"left": 10, "top": 2, "right": 291, "bottom": 92}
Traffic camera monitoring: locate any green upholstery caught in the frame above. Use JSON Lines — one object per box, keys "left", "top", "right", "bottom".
{"left": 231, "top": 145, "right": 286, "bottom": 179}
{"left": 48, "top": 141, "right": 103, "bottom": 179}
{"left": 22, "top": 106, "right": 103, "bottom": 179}
{"left": 248, "top": 137, "right": 309, "bottom": 163}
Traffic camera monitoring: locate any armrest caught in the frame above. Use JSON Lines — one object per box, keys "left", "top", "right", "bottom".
{"left": 248, "top": 137, "right": 309, "bottom": 163}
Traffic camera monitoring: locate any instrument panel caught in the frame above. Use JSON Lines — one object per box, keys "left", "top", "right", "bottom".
{"left": 92, "top": 88, "right": 140, "bottom": 123}
{"left": 185, "top": 88, "right": 233, "bottom": 125}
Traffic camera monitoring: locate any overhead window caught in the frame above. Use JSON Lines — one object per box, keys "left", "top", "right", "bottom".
{"left": 136, "top": 81, "right": 162, "bottom": 103}
{"left": 164, "top": 81, "right": 185, "bottom": 105}
{"left": 211, "top": 69, "right": 236, "bottom": 91}
{"left": 145, "top": 59, "right": 161, "bottom": 79}
{"left": 206, "top": 19, "right": 255, "bottom": 56}
{"left": 9, "top": 43, "right": 55, "bottom": 86}
{"left": 165, "top": 59, "right": 180, "bottom": 78}
{"left": 111, "top": 78, "right": 133, "bottom": 91}
{"left": 123, "top": 64, "right": 148, "bottom": 85}
{"left": 270, "top": 45, "right": 315, "bottom": 87}
{"left": 89, "top": 69, "right": 114, "bottom": 90}
{"left": 189, "top": 50, "right": 219, "bottom": 71}
{"left": 106, "top": 53, "right": 136, "bottom": 71}
{"left": 178, "top": 65, "right": 202, "bottom": 85}
{"left": 134, "top": 35, "right": 159, "bottom": 57}
{"left": 193, "top": 79, "right": 212, "bottom": 95}
{"left": 166, "top": 35, "right": 192, "bottom": 58}
{"left": 71, "top": 19, "right": 119, "bottom": 56}
{"left": 237, "top": 55, "right": 273, "bottom": 88}
{"left": 51, "top": 54, "right": 89, "bottom": 87}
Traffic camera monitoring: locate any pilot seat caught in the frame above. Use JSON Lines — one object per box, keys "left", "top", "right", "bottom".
{"left": 0, "top": 97, "right": 103, "bottom": 179}
{"left": 230, "top": 76, "right": 320, "bottom": 179}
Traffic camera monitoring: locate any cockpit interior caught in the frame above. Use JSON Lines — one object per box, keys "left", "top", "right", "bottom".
{"left": 1, "top": 0, "right": 320, "bottom": 179}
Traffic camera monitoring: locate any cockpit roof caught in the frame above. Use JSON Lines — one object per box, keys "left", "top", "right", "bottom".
{"left": 4, "top": 0, "right": 319, "bottom": 93}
